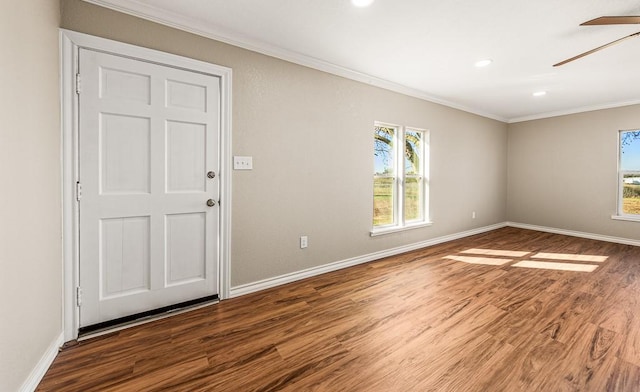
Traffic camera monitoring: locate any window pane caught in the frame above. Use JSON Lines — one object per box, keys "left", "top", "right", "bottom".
{"left": 621, "top": 130, "right": 640, "bottom": 171}
{"left": 620, "top": 130, "right": 640, "bottom": 216}
{"left": 405, "top": 130, "right": 422, "bottom": 175}
{"left": 623, "top": 174, "right": 640, "bottom": 215}
{"left": 374, "top": 126, "right": 395, "bottom": 175}
{"left": 373, "top": 177, "right": 394, "bottom": 226}
{"left": 404, "top": 177, "right": 422, "bottom": 221}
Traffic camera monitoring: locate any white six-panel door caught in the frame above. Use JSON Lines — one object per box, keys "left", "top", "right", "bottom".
{"left": 78, "top": 48, "right": 220, "bottom": 328}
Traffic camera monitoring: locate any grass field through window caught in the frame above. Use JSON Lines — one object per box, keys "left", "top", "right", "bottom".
{"left": 373, "top": 178, "right": 420, "bottom": 225}
{"left": 623, "top": 184, "right": 640, "bottom": 214}
{"left": 373, "top": 178, "right": 393, "bottom": 226}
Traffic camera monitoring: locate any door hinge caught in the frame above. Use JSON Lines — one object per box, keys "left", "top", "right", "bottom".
{"left": 76, "top": 182, "right": 82, "bottom": 201}
{"left": 75, "top": 73, "right": 82, "bottom": 94}
{"left": 76, "top": 287, "right": 82, "bottom": 307}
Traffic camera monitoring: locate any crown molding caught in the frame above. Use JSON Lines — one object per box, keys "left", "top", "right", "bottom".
{"left": 81, "top": 1, "right": 640, "bottom": 124}
{"left": 81, "top": 0, "right": 508, "bottom": 122}
{"left": 508, "top": 99, "right": 640, "bottom": 123}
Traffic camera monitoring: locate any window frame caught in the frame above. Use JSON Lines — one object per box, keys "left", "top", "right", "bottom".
{"left": 613, "top": 129, "right": 640, "bottom": 222}
{"left": 372, "top": 122, "right": 431, "bottom": 236}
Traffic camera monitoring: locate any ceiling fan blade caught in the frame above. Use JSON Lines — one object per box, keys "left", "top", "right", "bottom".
{"left": 553, "top": 31, "right": 640, "bottom": 67}
{"left": 582, "top": 16, "right": 640, "bottom": 25}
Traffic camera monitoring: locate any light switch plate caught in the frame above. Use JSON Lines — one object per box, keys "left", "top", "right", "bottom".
{"left": 233, "top": 156, "right": 253, "bottom": 170}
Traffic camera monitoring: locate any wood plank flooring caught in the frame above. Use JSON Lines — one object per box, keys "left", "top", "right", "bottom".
{"left": 37, "top": 227, "right": 640, "bottom": 391}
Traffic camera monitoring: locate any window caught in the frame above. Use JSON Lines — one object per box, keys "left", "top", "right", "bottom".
{"left": 373, "top": 122, "right": 429, "bottom": 234}
{"left": 617, "top": 129, "right": 640, "bottom": 219}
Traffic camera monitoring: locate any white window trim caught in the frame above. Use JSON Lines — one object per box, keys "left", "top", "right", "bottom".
{"left": 371, "top": 221, "right": 433, "bottom": 236}
{"left": 611, "top": 214, "right": 640, "bottom": 222}
{"left": 612, "top": 129, "right": 640, "bottom": 223}
{"left": 371, "top": 122, "right": 430, "bottom": 236}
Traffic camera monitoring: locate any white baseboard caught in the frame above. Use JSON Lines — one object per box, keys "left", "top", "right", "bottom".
{"left": 506, "top": 221, "right": 640, "bottom": 247}
{"left": 19, "top": 332, "right": 63, "bottom": 392}
{"left": 21, "top": 221, "right": 638, "bottom": 390}
{"left": 230, "top": 221, "right": 640, "bottom": 298}
{"left": 229, "top": 222, "right": 508, "bottom": 298}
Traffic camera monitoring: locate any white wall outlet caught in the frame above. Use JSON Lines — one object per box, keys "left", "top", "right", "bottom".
{"left": 300, "top": 236, "right": 308, "bottom": 249}
{"left": 233, "top": 156, "right": 253, "bottom": 170}
{"left": 472, "top": 211, "right": 476, "bottom": 219}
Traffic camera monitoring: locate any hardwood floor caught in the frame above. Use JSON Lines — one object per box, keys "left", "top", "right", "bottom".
{"left": 37, "top": 227, "right": 640, "bottom": 391}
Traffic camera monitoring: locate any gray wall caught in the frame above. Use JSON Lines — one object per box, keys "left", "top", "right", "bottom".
{"left": 61, "top": 0, "right": 508, "bottom": 287}
{"left": 0, "top": 1, "right": 62, "bottom": 391}
{"left": 507, "top": 104, "right": 640, "bottom": 240}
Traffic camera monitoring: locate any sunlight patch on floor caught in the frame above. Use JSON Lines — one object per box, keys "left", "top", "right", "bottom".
{"left": 531, "top": 252, "right": 608, "bottom": 263}
{"left": 461, "top": 248, "right": 530, "bottom": 257}
{"left": 512, "top": 260, "right": 598, "bottom": 272}
{"left": 449, "top": 248, "right": 607, "bottom": 273}
{"left": 444, "top": 255, "right": 513, "bottom": 266}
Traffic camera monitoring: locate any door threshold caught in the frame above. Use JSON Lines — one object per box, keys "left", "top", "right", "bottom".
{"left": 78, "top": 295, "right": 219, "bottom": 341}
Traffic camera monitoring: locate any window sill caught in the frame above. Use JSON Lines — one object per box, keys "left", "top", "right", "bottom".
{"left": 611, "top": 214, "right": 640, "bottom": 223}
{"left": 370, "top": 221, "right": 433, "bottom": 237}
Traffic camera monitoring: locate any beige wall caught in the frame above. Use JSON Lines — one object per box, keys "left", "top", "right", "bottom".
{"left": 3, "top": 1, "right": 638, "bottom": 389}
{"left": 61, "top": 0, "right": 508, "bottom": 287}
{"left": 8, "top": 1, "right": 637, "bottom": 389}
{"left": 507, "top": 104, "right": 640, "bottom": 240}
{"left": 0, "top": 1, "right": 62, "bottom": 391}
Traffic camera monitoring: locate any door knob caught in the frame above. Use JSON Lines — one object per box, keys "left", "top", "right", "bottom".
{"left": 207, "top": 171, "right": 216, "bottom": 179}
{"left": 206, "top": 199, "right": 216, "bottom": 207}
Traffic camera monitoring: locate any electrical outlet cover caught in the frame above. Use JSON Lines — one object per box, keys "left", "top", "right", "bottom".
{"left": 233, "top": 156, "right": 253, "bottom": 170}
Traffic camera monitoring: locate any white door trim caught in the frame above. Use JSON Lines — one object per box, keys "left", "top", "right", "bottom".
{"left": 60, "top": 29, "right": 232, "bottom": 341}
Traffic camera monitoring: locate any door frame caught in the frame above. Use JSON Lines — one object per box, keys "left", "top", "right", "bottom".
{"left": 60, "top": 29, "right": 232, "bottom": 341}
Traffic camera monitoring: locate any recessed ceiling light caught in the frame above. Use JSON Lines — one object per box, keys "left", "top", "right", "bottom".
{"left": 533, "top": 91, "right": 547, "bottom": 97}
{"left": 474, "top": 59, "right": 492, "bottom": 67}
{"left": 351, "top": 0, "right": 374, "bottom": 7}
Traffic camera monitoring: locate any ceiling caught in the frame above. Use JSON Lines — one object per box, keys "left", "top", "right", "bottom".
{"left": 85, "top": 0, "right": 640, "bottom": 122}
